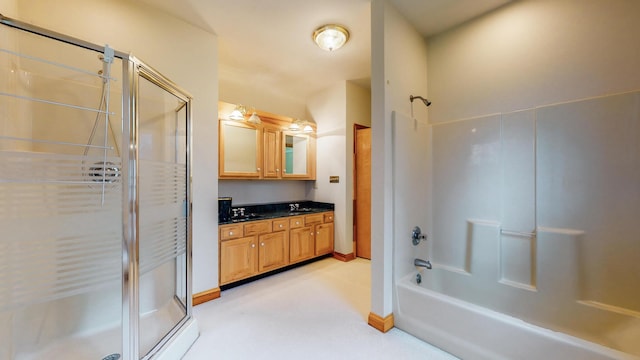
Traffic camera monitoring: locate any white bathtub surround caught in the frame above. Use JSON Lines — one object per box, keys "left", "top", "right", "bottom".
{"left": 185, "top": 258, "right": 457, "bottom": 360}
{"left": 393, "top": 91, "right": 640, "bottom": 359}
{"left": 395, "top": 273, "right": 637, "bottom": 360}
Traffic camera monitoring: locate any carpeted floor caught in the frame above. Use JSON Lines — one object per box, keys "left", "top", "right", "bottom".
{"left": 183, "top": 257, "right": 457, "bottom": 360}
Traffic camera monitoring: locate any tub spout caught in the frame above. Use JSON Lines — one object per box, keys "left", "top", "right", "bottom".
{"left": 414, "top": 258, "right": 432, "bottom": 270}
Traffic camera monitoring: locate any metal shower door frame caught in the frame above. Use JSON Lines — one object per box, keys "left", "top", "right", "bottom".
{"left": 124, "top": 55, "right": 194, "bottom": 360}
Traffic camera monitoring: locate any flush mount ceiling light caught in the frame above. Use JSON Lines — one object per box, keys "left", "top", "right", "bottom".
{"left": 313, "top": 24, "right": 350, "bottom": 51}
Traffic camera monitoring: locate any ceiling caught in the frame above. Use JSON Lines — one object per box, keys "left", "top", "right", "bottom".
{"left": 138, "top": 0, "right": 510, "bottom": 103}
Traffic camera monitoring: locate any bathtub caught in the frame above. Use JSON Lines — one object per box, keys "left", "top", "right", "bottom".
{"left": 394, "top": 271, "right": 639, "bottom": 360}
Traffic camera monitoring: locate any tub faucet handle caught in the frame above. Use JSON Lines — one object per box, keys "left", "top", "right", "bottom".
{"left": 412, "top": 226, "right": 427, "bottom": 245}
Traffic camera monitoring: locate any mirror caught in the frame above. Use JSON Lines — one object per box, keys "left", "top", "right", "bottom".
{"left": 283, "top": 133, "right": 309, "bottom": 176}
{"left": 220, "top": 121, "right": 260, "bottom": 176}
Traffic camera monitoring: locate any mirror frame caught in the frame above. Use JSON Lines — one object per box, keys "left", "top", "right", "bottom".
{"left": 219, "top": 120, "right": 262, "bottom": 178}
{"left": 281, "top": 131, "right": 312, "bottom": 179}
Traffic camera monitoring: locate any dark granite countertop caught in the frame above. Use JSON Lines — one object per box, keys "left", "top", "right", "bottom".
{"left": 219, "top": 200, "right": 334, "bottom": 225}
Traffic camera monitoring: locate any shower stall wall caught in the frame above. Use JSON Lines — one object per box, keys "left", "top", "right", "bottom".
{"left": 0, "top": 15, "right": 196, "bottom": 360}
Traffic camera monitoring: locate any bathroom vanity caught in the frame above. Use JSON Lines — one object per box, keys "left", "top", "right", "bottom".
{"left": 218, "top": 201, "right": 334, "bottom": 286}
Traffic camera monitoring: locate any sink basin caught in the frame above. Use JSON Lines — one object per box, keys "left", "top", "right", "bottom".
{"left": 288, "top": 208, "right": 316, "bottom": 216}
{"left": 231, "top": 213, "right": 263, "bottom": 222}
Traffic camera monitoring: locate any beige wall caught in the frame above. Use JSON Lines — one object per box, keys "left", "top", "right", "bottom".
{"left": 4, "top": 0, "right": 220, "bottom": 293}
{"left": 426, "top": 0, "right": 640, "bottom": 319}
{"left": 371, "top": 0, "right": 429, "bottom": 318}
{"left": 306, "top": 81, "right": 371, "bottom": 256}
{"left": 219, "top": 73, "right": 307, "bottom": 120}
{"left": 427, "top": 0, "right": 640, "bottom": 122}
{"left": 307, "top": 82, "right": 348, "bottom": 253}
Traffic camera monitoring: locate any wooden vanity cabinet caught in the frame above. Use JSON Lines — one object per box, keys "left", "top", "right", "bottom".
{"left": 218, "top": 101, "right": 315, "bottom": 180}
{"left": 219, "top": 235, "right": 257, "bottom": 284}
{"left": 315, "top": 215, "right": 334, "bottom": 256}
{"left": 259, "top": 219, "right": 289, "bottom": 272}
{"left": 219, "top": 211, "right": 334, "bottom": 285}
{"left": 218, "top": 120, "right": 262, "bottom": 179}
{"left": 219, "top": 219, "right": 289, "bottom": 285}
{"left": 281, "top": 132, "right": 316, "bottom": 180}
{"left": 289, "top": 225, "right": 315, "bottom": 264}
{"left": 289, "top": 211, "right": 334, "bottom": 263}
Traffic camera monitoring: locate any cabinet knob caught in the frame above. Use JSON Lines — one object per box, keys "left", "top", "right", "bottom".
{"left": 279, "top": 224, "right": 283, "bottom": 228}
{"left": 261, "top": 242, "right": 265, "bottom": 246}
{"left": 276, "top": 169, "right": 280, "bottom": 172}
{"left": 257, "top": 168, "right": 261, "bottom": 171}
{"left": 329, "top": 217, "right": 332, "bottom": 220}
{"left": 317, "top": 231, "right": 320, "bottom": 234}
{"left": 251, "top": 243, "right": 256, "bottom": 248}
{"left": 229, "top": 231, "right": 233, "bottom": 236}
{"left": 296, "top": 221, "right": 300, "bottom": 225}
{"left": 310, "top": 232, "right": 314, "bottom": 236}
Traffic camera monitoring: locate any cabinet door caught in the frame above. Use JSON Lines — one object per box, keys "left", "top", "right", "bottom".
{"left": 315, "top": 222, "right": 334, "bottom": 256}
{"left": 289, "top": 226, "right": 315, "bottom": 263}
{"left": 263, "top": 127, "right": 281, "bottom": 178}
{"left": 219, "top": 121, "right": 262, "bottom": 178}
{"left": 258, "top": 231, "right": 289, "bottom": 272}
{"left": 220, "top": 236, "right": 257, "bottom": 285}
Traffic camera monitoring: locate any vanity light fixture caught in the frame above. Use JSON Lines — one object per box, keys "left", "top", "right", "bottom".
{"left": 290, "top": 119, "right": 314, "bottom": 133}
{"left": 289, "top": 119, "right": 301, "bottom": 131}
{"left": 313, "top": 24, "right": 350, "bottom": 51}
{"left": 228, "top": 104, "right": 246, "bottom": 121}
{"left": 247, "top": 111, "right": 261, "bottom": 124}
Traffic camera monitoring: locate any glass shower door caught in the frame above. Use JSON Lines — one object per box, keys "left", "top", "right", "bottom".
{"left": 136, "top": 71, "right": 190, "bottom": 358}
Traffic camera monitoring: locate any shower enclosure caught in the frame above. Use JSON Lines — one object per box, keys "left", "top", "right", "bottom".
{"left": 0, "top": 15, "right": 196, "bottom": 359}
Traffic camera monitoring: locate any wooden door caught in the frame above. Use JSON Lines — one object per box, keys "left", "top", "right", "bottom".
{"left": 220, "top": 236, "right": 257, "bottom": 284}
{"left": 355, "top": 127, "right": 371, "bottom": 259}
{"left": 258, "top": 231, "right": 288, "bottom": 272}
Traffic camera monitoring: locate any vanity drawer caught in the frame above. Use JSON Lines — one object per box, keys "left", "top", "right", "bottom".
{"left": 323, "top": 212, "right": 334, "bottom": 223}
{"left": 220, "top": 224, "right": 243, "bottom": 241}
{"left": 244, "top": 220, "right": 271, "bottom": 236}
{"left": 304, "top": 213, "right": 323, "bottom": 226}
{"left": 272, "top": 218, "right": 289, "bottom": 232}
{"left": 289, "top": 216, "right": 305, "bottom": 229}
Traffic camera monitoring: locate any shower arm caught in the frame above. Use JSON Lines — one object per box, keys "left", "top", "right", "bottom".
{"left": 409, "top": 95, "right": 431, "bottom": 107}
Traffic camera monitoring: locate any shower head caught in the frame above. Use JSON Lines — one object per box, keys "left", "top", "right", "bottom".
{"left": 410, "top": 95, "right": 431, "bottom": 107}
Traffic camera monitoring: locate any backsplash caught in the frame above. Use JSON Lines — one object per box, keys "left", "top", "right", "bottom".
{"left": 218, "top": 180, "right": 313, "bottom": 204}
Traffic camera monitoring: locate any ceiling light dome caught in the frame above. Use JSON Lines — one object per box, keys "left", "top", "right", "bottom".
{"left": 313, "top": 24, "right": 350, "bottom": 51}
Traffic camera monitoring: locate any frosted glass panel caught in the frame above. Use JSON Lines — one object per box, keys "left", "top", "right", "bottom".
{"left": 137, "top": 75, "right": 188, "bottom": 357}
{"left": 0, "top": 24, "right": 123, "bottom": 359}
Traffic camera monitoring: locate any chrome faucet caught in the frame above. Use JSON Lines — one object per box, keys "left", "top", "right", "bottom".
{"left": 414, "top": 258, "right": 432, "bottom": 270}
